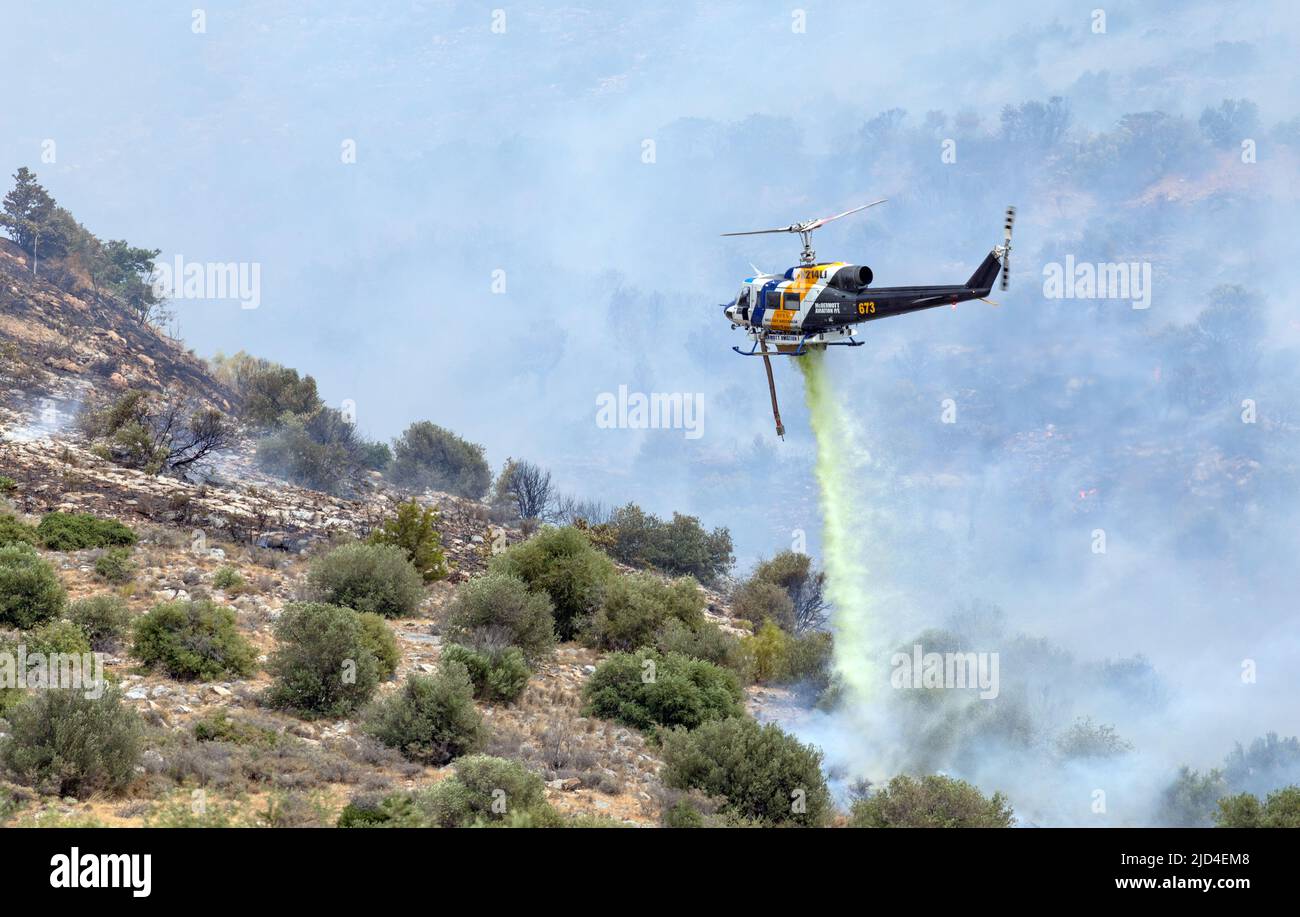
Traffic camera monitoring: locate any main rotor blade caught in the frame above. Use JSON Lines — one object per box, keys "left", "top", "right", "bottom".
{"left": 805, "top": 198, "right": 888, "bottom": 230}
{"left": 720, "top": 226, "right": 795, "bottom": 237}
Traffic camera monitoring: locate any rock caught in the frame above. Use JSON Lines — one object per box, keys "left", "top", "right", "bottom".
{"left": 125, "top": 688, "right": 148, "bottom": 700}
{"left": 208, "top": 684, "right": 232, "bottom": 697}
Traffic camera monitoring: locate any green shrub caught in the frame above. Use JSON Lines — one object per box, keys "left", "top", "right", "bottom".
{"left": 0, "top": 687, "right": 143, "bottom": 798}
{"left": 732, "top": 579, "right": 795, "bottom": 633}
{"left": 743, "top": 551, "right": 829, "bottom": 633}
{"left": 660, "top": 717, "right": 832, "bottom": 827}
{"left": 362, "top": 663, "right": 484, "bottom": 765}
{"left": 655, "top": 618, "right": 750, "bottom": 679}
{"left": 210, "top": 351, "right": 323, "bottom": 427}
{"left": 0, "top": 542, "right": 65, "bottom": 628}
{"left": 36, "top": 512, "right": 137, "bottom": 551}
{"left": 444, "top": 572, "right": 556, "bottom": 663}
{"left": 0, "top": 475, "right": 16, "bottom": 493}
{"left": 388, "top": 420, "right": 492, "bottom": 499}
{"left": 442, "top": 643, "right": 531, "bottom": 703}
{"left": 416, "top": 755, "right": 558, "bottom": 827}
{"left": 68, "top": 594, "right": 133, "bottom": 649}
{"left": 193, "top": 710, "right": 278, "bottom": 746}
{"left": 337, "top": 791, "right": 424, "bottom": 827}
{"left": 212, "top": 565, "right": 245, "bottom": 592}
{"left": 488, "top": 527, "right": 614, "bottom": 640}
{"left": 583, "top": 649, "right": 743, "bottom": 732}
{"left": 306, "top": 542, "right": 425, "bottom": 618}
{"left": 1215, "top": 787, "right": 1300, "bottom": 827}
{"left": 265, "top": 603, "right": 384, "bottom": 717}
{"left": 24, "top": 618, "right": 92, "bottom": 656}
{"left": 358, "top": 611, "right": 400, "bottom": 680}
{"left": 254, "top": 408, "right": 376, "bottom": 496}
{"left": 93, "top": 546, "right": 135, "bottom": 583}
{"left": 742, "top": 620, "right": 833, "bottom": 688}
{"left": 132, "top": 599, "right": 257, "bottom": 680}
{"left": 0, "top": 513, "right": 38, "bottom": 547}
{"left": 584, "top": 572, "right": 704, "bottom": 651}
{"left": 367, "top": 500, "right": 449, "bottom": 582}
{"left": 848, "top": 774, "right": 1015, "bottom": 827}
{"left": 594, "top": 503, "right": 734, "bottom": 584}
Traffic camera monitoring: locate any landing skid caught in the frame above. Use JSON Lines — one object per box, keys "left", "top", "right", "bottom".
{"left": 731, "top": 327, "right": 862, "bottom": 357}
{"left": 732, "top": 327, "right": 863, "bottom": 438}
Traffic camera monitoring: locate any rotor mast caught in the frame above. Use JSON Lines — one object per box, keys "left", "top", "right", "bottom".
{"left": 721, "top": 198, "right": 888, "bottom": 268}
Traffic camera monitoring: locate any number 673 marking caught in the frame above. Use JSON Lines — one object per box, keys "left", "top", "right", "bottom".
{"left": 857, "top": 301, "right": 876, "bottom": 315}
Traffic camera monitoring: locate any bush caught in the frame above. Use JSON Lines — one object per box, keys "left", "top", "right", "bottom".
{"left": 0, "top": 542, "right": 65, "bottom": 628}
{"left": 595, "top": 503, "right": 734, "bottom": 584}
{"left": 306, "top": 542, "right": 425, "bottom": 618}
{"left": 655, "top": 618, "right": 750, "bottom": 679}
{"left": 77, "top": 388, "right": 232, "bottom": 475}
{"left": 444, "top": 573, "right": 556, "bottom": 663}
{"left": 210, "top": 351, "right": 323, "bottom": 427}
{"left": 388, "top": 420, "right": 492, "bottom": 499}
{"left": 357, "top": 612, "right": 400, "bottom": 680}
{"left": 848, "top": 774, "right": 1015, "bottom": 827}
{"left": 367, "top": 500, "right": 449, "bottom": 582}
{"left": 743, "top": 551, "right": 828, "bottom": 633}
{"left": 488, "top": 527, "right": 614, "bottom": 640}
{"left": 254, "top": 407, "right": 378, "bottom": 496}
{"left": 212, "top": 566, "right": 245, "bottom": 592}
{"left": 36, "top": 512, "right": 137, "bottom": 551}
{"left": 337, "top": 791, "right": 424, "bottom": 828}
{"left": 192, "top": 710, "right": 278, "bottom": 746}
{"left": 362, "top": 663, "right": 484, "bottom": 765}
{"left": 24, "top": 618, "right": 92, "bottom": 656}
{"left": 442, "top": 643, "right": 531, "bottom": 703}
{"left": 731, "top": 579, "right": 795, "bottom": 632}
{"left": 1056, "top": 716, "right": 1134, "bottom": 759}
{"left": 742, "top": 621, "right": 833, "bottom": 688}
{"left": 0, "top": 513, "right": 38, "bottom": 547}
{"left": 0, "top": 687, "right": 143, "bottom": 798}
{"left": 93, "top": 546, "right": 135, "bottom": 583}
{"left": 0, "top": 475, "right": 16, "bottom": 493}
{"left": 660, "top": 717, "right": 832, "bottom": 826}
{"left": 68, "top": 594, "right": 133, "bottom": 649}
{"left": 416, "top": 754, "right": 558, "bottom": 827}
{"left": 583, "top": 649, "right": 743, "bottom": 732}
{"left": 1215, "top": 787, "right": 1300, "bottom": 827}
{"left": 265, "top": 603, "right": 385, "bottom": 717}
{"left": 132, "top": 599, "right": 257, "bottom": 680}
{"left": 584, "top": 572, "right": 704, "bottom": 651}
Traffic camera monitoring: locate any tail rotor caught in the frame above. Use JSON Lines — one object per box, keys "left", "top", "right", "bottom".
{"left": 1000, "top": 205, "right": 1016, "bottom": 291}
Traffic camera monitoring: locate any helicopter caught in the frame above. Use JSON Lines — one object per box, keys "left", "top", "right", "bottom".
{"left": 721, "top": 201, "right": 1016, "bottom": 437}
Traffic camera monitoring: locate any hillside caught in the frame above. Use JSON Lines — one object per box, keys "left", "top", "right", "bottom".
{"left": 0, "top": 237, "right": 235, "bottom": 414}
{"left": 0, "top": 227, "right": 809, "bottom": 829}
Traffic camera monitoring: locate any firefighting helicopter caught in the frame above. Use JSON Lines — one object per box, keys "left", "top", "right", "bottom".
{"left": 721, "top": 200, "right": 1016, "bottom": 437}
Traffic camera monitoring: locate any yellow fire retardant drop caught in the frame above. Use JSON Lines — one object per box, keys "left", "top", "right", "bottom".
{"left": 798, "top": 350, "right": 879, "bottom": 706}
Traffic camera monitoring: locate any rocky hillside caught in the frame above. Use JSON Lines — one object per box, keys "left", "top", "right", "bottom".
{"left": 0, "top": 237, "right": 234, "bottom": 413}
{"left": 0, "top": 227, "right": 817, "bottom": 829}
{"left": 0, "top": 294, "right": 768, "bottom": 828}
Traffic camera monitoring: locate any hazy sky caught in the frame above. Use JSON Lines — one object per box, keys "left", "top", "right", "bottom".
{"left": 4, "top": 2, "right": 1296, "bottom": 525}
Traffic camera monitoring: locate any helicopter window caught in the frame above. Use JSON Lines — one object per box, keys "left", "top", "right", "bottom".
{"left": 767, "top": 289, "right": 797, "bottom": 310}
